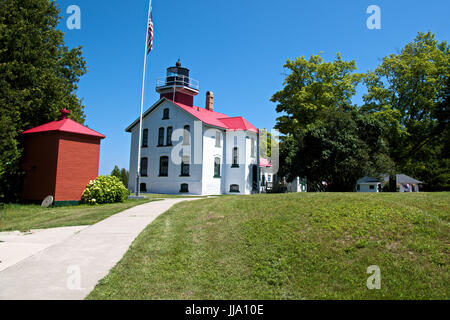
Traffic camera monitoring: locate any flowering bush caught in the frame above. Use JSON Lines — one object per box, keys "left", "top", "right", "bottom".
{"left": 81, "top": 175, "right": 129, "bottom": 205}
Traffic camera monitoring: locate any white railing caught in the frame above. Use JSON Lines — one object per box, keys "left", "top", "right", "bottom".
{"left": 156, "top": 75, "right": 199, "bottom": 91}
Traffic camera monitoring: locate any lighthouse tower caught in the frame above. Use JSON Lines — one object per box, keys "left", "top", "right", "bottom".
{"left": 156, "top": 60, "right": 199, "bottom": 106}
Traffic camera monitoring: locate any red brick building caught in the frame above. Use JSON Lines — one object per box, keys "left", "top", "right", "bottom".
{"left": 21, "top": 109, "right": 105, "bottom": 205}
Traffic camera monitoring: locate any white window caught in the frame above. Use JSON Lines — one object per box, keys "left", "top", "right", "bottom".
{"left": 215, "top": 131, "right": 221, "bottom": 147}
{"left": 251, "top": 138, "right": 256, "bottom": 157}
{"left": 183, "top": 125, "right": 190, "bottom": 145}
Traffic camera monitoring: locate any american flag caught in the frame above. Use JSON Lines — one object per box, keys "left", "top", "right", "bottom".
{"left": 147, "top": 9, "right": 154, "bottom": 55}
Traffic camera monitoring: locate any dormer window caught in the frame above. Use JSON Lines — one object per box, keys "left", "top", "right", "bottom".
{"left": 163, "top": 108, "right": 170, "bottom": 120}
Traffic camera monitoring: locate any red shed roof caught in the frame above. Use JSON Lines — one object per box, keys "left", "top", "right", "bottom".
{"left": 22, "top": 117, "right": 105, "bottom": 139}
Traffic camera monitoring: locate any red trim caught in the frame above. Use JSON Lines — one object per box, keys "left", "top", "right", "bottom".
{"left": 172, "top": 101, "right": 258, "bottom": 133}
{"left": 260, "top": 158, "right": 272, "bottom": 167}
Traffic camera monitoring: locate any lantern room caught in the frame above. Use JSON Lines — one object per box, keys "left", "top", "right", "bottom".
{"left": 156, "top": 59, "right": 199, "bottom": 106}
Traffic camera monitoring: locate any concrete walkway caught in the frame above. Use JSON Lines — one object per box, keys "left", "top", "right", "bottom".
{"left": 0, "top": 226, "right": 88, "bottom": 272}
{"left": 0, "top": 198, "right": 199, "bottom": 300}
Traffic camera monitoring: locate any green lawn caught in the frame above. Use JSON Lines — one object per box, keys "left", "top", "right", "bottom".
{"left": 0, "top": 194, "right": 206, "bottom": 232}
{"left": 0, "top": 197, "right": 155, "bottom": 232}
{"left": 87, "top": 192, "right": 449, "bottom": 300}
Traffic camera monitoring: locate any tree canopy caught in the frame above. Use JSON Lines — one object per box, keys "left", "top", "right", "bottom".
{"left": 363, "top": 32, "right": 449, "bottom": 190}
{"left": 272, "top": 54, "right": 390, "bottom": 191}
{"left": 274, "top": 32, "right": 449, "bottom": 191}
{"left": 0, "top": 0, "right": 87, "bottom": 201}
{"left": 111, "top": 165, "right": 129, "bottom": 189}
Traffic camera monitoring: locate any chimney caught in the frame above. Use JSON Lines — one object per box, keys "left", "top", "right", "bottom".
{"left": 61, "top": 109, "right": 70, "bottom": 120}
{"left": 206, "top": 91, "right": 214, "bottom": 111}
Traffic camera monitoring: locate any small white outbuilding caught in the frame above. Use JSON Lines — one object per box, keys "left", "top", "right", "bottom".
{"left": 355, "top": 176, "right": 382, "bottom": 193}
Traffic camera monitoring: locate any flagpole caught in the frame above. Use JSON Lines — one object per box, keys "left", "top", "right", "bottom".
{"left": 136, "top": 0, "right": 152, "bottom": 197}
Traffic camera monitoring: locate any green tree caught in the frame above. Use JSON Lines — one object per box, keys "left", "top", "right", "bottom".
{"left": 363, "top": 32, "right": 449, "bottom": 190}
{"left": 272, "top": 53, "right": 389, "bottom": 191}
{"left": 111, "top": 165, "right": 121, "bottom": 179}
{"left": 280, "top": 109, "right": 392, "bottom": 191}
{"left": 259, "top": 129, "right": 273, "bottom": 158}
{"left": 111, "top": 166, "right": 129, "bottom": 189}
{"left": 120, "top": 168, "right": 129, "bottom": 188}
{"left": 272, "top": 53, "right": 362, "bottom": 136}
{"left": 0, "top": 0, "right": 87, "bottom": 201}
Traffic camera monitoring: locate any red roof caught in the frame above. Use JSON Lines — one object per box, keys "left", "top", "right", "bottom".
{"left": 173, "top": 101, "right": 258, "bottom": 133}
{"left": 260, "top": 158, "right": 272, "bottom": 167}
{"left": 22, "top": 118, "right": 105, "bottom": 139}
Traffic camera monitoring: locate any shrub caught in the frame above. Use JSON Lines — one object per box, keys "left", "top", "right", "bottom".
{"left": 82, "top": 175, "right": 129, "bottom": 205}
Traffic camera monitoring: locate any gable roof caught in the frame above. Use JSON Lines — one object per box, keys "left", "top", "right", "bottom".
{"left": 22, "top": 118, "right": 105, "bottom": 139}
{"left": 396, "top": 174, "right": 422, "bottom": 184}
{"left": 357, "top": 176, "right": 382, "bottom": 184}
{"left": 125, "top": 98, "right": 258, "bottom": 133}
{"left": 218, "top": 116, "right": 258, "bottom": 133}
{"left": 382, "top": 174, "right": 422, "bottom": 184}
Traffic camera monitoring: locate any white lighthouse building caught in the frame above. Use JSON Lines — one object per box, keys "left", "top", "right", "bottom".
{"left": 126, "top": 61, "right": 262, "bottom": 195}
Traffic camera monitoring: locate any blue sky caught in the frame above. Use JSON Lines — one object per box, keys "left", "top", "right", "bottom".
{"left": 55, "top": 0, "right": 449, "bottom": 175}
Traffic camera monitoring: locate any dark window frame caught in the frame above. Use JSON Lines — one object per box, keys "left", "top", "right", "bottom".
{"left": 162, "top": 108, "right": 170, "bottom": 120}
{"left": 180, "top": 156, "right": 190, "bottom": 177}
{"left": 214, "top": 157, "right": 221, "bottom": 178}
{"left": 142, "top": 129, "right": 149, "bottom": 148}
{"left": 232, "top": 147, "right": 239, "bottom": 168}
{"left": 140, "top": 183, "right": 147, "bottom": 192}
{"left": 230, "top": 184, "right": 240, "bottom": 193}
{"left": 140, "top": 157, "right": 148, "bottom": 177}
{"left": 166, "top": 127, "right": 173, "bottom": 146}
{"left": 159, "top": 156, "right": 169, "bottom": 177}
{"left": 180, "top": 183, "right": 189, "bottom": 193}
{"left": 158, "top": 127, "right": 165, "bottom": 146}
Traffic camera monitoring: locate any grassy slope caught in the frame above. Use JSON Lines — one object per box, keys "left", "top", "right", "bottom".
{"left": 88, "top": 193, "right": 449, "bottom": 300}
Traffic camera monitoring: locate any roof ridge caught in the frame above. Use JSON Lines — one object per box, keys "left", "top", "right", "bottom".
{"left": 218, "top": 116, "right": 244, "bottom": 120}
